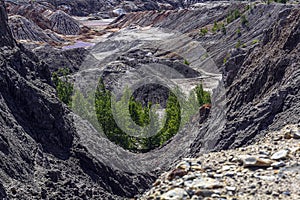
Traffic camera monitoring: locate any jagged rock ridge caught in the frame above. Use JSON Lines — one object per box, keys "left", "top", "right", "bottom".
{"left": 8, "top": 15, "right": 64, "bottom": 42}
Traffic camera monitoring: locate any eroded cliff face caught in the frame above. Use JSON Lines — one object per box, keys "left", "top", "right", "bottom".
{"left": 110, "top": 3, "right": 300, "bottom": 154}
{"left": 0, "top": 1, "right": 300, "bottom": 199}
{"left": 0, "top": 1, "right": 154, "bottom": 199}
{"left": 45, "top": 0, "right": 205, "bottom": 16}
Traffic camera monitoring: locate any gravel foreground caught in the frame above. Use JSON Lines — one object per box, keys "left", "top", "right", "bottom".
{"left": 141, "top": 124, "right": 300, "bottom": 200}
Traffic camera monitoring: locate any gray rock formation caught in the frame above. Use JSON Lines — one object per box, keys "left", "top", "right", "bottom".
{"left": 1, "top": 1, "right": 300, "bottom": 200}
{"left": 49, "top": 10, "right": 80, "bottom": 35}
{"left": 33, "top": 45, "right": 98, "bottom": 73}
{"left": 45, "top": 0, "right": 206, "bottom": 16}
{"left": 0, "top": 1, "right": 153, "bottom": 199}
{"left": 9, "top": 15, "right": 64, "bottom": 42}
{"left": 110, "top": 3, "right": 300, "bottom": 154}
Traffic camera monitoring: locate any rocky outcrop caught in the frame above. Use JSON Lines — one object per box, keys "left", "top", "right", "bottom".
{"left": 0, "top": 1, "right": 15, "bottom": 47}
{"left": 33, "top": 45, "right": 98, "bottom": 73}
{"left": 0, "top": 1, "right": 153, "bottom": 199}
{"left": 8, "top": 15, "right": 64, "bottom": 43}
{"left": 7, "top": 2, "right": 53, "bottom": 30}
{"left": 49, "top": 10, "right": 80, "bottom": 35}
{"left": 210, "top": 7, "right": 300, "bottom": 151}
{"left": 6, "top": 2, "right": 82, "bottom": 42}
{"left": 142, "top": 124, "right": 300, "bottom": 199}
{"left": 45, "top": 0, "right": 206, "bottom": 16}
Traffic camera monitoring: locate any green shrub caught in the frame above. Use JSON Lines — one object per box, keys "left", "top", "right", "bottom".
{"left": 227, "top": 9, "right": 241, "bottom": 24}
{"left": 200, "top": 27, "right": 208, "bottom": 36}
{"left": 236, "top": 40, "right": 242, "bottom": 49}
{"left": 212, "top": 21, "right": 219, "bottom": 33}
{"left": 252, "top": 39, "right": 260, "bottom": 45}
{"left": 184, "top": 59, "right": 190, "bottom": 65}
{"left": 241, "top": 15, "right": 249, "bottom": 27}
{"left": 236, "top": 28, "right": 241, "bottom": 37}
{"left": 221, "top": 24, "right": 226, "bottom": 35}
{"left": 195, "top": 84, "right": 211, "bottom": 106}
{"left": 52, "top": 68, "right": 74, "bottom": 106}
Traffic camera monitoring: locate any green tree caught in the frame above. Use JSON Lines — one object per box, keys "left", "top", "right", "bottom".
{"left": 195, "top": 83, "right": 211, "bottom": 106}
{"left": 52, "top": 68, "right": 74, "bottom": 106}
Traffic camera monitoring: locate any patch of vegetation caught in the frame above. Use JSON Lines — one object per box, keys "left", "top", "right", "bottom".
{"left": 184, "top": 59, "right": 190, "bottom": 65}
{"left": 195, "top": 84, "right": 211, "bottom": 106}
{"left": 212, "top": 21, "right": 219, "bottom": 33}
{"left": 227, "top": 9, "right": 241, "bottom": 24}
{"left": 91, "top": 79, "right": 211, "bottom": 152}
{"left": 52, "top": 68, "right": 74, "bottom": 106}
{"left": 236, "top": 28, "right": 241, "bottom": 37}
{"left": 223, "top": 54, "right": 230, "bottom": 64}
{"left": 241, "top": 15, "right": 249, "bottom": 27}
{"left": 236, "top": 40, "right": 242, "bottom": 49}
{"left": 252, "top": 39, "right": 260, "bottom": 45}
{"left": 201, "top": 53, "right": 209, "bottom": 61}
{"left": 199, "top": 28, "right": 208, "bottom": 37}
{"left": 221, "top": 24, "right": 227, "bottom": 35}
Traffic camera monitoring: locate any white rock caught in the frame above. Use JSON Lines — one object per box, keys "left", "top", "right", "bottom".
{"left": 271, "top": 161, "right": 286, "bottom": 168}
{"left": 271, "top": 150, "right": 289, "bottom": 160}
{"left": 161, "top": 188, "right": 188, "bottom": 200}
{"left": 239, "top": 155, "right": 273, "bottom": 167}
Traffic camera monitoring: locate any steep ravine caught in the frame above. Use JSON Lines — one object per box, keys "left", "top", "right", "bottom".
{"left": 0, "top": 1, "right": 300, "bottom": 200}
{"left": 111, "top": 2, "right": 300, "bottom": 154}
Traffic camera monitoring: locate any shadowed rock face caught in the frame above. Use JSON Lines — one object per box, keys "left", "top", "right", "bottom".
{"left": 0, "top": 1, "right": 154, "bottom": 199}
{"left": 0, "top": 1, "right": 15, "bottom": 47}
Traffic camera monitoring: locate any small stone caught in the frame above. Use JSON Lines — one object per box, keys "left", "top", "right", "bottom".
{"left": 153, "top": 179, "right": 161, "bottom": 186}
{"left": 259, "top": 151, "right": 270, "bottom": 156}
{"left": 274, "top": 136, "right": 283, "bottom": 141}
{"left": 211, "top": 194, "right": 220, "bottom": 198}
{"left": 176, "top": 161, "right": 190, "bottom": 171}
{"left": 271, "top": 149, "right": 289, "bottom": 160}
{"left": 284, "top": 132, "right": 293, "bottom": 139}
{"left": 273, "top": 192, "right": 280, "bottom": 197}
{"left": 271, "top": 161, "right": 286, "bottom": 168}
{"left": 224, "top": 171, "right": 235, "bottom": 177}
{"left": 172, "top": 178, "right": 184, "bottom": 186}
{"left": 239, "top": 155, "right": 273, "bottom": 168}
{"left": 186, "top": 178, "right": 224, "bottom": 189}
{"left": 195, "top": 189, "right": 214, "bottom": 197}
{"left": 191, "top": 165, "right": 202, "bottom": 171}
{"left": 291, "top": 129, "right": 300, "bottom": 139}
{"left": 290, "top": 147, "right": 300, "bottom": 154}
{"left": 265, "top": 190, "right": 272, "bottom": 195}
{"left": 191, "top": 195, "right": 200, "bottom": 200}
{"left": 237, "top": 172, "right": 243, "bottom": 177}
{"left": 182, "top": 174, "right": 197, "bottom": 181}
{"left": 161, "top": 188, "right": 188, "bottom": 200}
{"left": 226, "top": 186, "right": 236, "bottom": 192}
{"left": 282, "top": 191, "right": 291, "bottom": 196}
{"left": 257, "top": 175, "right": 276, "bottom": 181}
{"left": 168, "top": 168, "right": 188, "bottom": 180}
{"left": 214, "top": 174, "right": 223, "bottom": 179}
